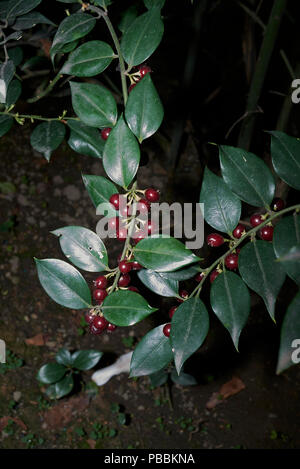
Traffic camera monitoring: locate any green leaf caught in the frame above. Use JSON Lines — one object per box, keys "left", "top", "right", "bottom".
{"left": 56, "top": 349, "right": 73, "bottom": 366}
{"left": 8, "top": 47, "right": 23, "bottom": 66}
{"left": 50, "top": 13, "right": 96, "bottom": 63}
{"left": 30, "top": 121, "right": 66, "bottom": 161}
{"left": 0, "top": 60, "right": 15, "bottom": 103}
{"left": 56, "top": 0, "right": 81, "bottom": 3}
{"left": 103, "top": 114, "right": 140, "bottom": 188}
{"left": 35, "top": 258, "right": 92, "bottom": 309}
{"left": 61, "top": 41, "right": 115, "bottom": 77}
{"left": 6, "top": 79, "right": 21, "bottom": 106}
{"left": 54, "top": 373, "right": 74, "bottom": 399}
{"left": 219, "top": 145, "right": 275, "bottom": 208}
{"left": 121, "top": 7, "right": 164, "bottom": 68}
{"left": 149, "top": 368, "right": 168, "bottom": 388}
{"left": 273, "top": 215, "right": 300, "bottom": 286}
{"left": 37, "top": 363, "right": 66, "bottom": 384}
{"left": 93, "top": 0, "right": 112, "bottom": 8}
{"left": 72, "top": 350, "right": 103, "bottom": 370}
{"left": 238, "top": 241, "right": 286, "bottom": 321}
{"left": 133, "top": 236, "right": 200, "bottom": 272}
{"left": 5, "top": 0, "right": 42, "bottom": 23}
{"left": 0, "top": 115, "right": 13, "bottom": 137}
{"left": 137, "top": 269, "right": 179, "bottom": 297}
{"left": 68, "top": 121, "right": 104, "bottom": 159}
{"left": 118, "top": 5, "right": 138, "bottom": 33}
{"left": 82, "top": 174, "right": 118, "bottom": 217}
{"left": 52, "top": 226, "right": 108, "bottom": 272}
{"left": 171, "top": 297, "right": 209, "bottom": 374}
{"left": 12, "top": 11, "right": 54, "bottom": 30}
{"left": 210, "top": 271, "right": 250, "bottom": 350}
{"left": 170, "top": 369, "right": 197, "bottom": 386}
{"left": 102, "top": 290, "right": 157, "bottom": 326}
{"left": 200, "top": 167, "right": 241, "bottom": 234}
{"left": 161, "top": 264, "right": 202, "bottom": 281}
{"left": 144, "top": 0, "right": 166, "bottom": 9}
{"left": 61, "top": 40, "right": 79, "bottom": 54}
{"left": 125, "top": 74, "right": 163, "bottom": 142}
{"left": 276, "top": 291, "right": 300, "bottom": 374}
{"left": 270, "top": 131, "right": 300, "bottom": 191}
{"left": 277, "top": 245, "right": 300, "bottom": 264}
{"left": 70, "top": 81, "right": 117, "bottom": 128}
{"left": 130, "top": 324, "right": 173, "bottom": 377}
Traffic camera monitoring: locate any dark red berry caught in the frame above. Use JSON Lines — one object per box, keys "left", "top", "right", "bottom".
{"left": 232, "top": 224, "right": 245, "bottom": 239}
{"left": 109, "top": 193, "right": 121, "bottom": 210}
{"left": 101, "top": 127, "right": 111, "bottom": 140}
{"left": 90, "top": 324, "right": 103, "bottom": 335}
{"left": 137, "top": 198, "right": 150, "bottom": 214}
{"left": 168, "top": 306, "right": 177, "bottom": 319}
{"left": 92, "top": 315, "right": 108, "bottom": 331}
{"left": 195, "top": 272, "right": 205, "bottom": 283}
{"left": 177, "top": 289, "right": 189, "bottom": 303}
{"left": 128, "top": 286, "right": 139, "bottom": 293}
{"left": 120, "top": 204, "right": 130, "bottom": 218}
{"left": 108, "top": 217, "right": 119, "bottom": 232}
{"left": 94, "top": 275, "right": 108, "bottom": 289}
{"left": 250, "top": 213, "right": 264, "bottom": 227}
{"left": 132, "top": 231, "right": 146, "bottom": 244}
{"left": 210, "top": 270, "right": 220, "bottom": 283}
{"left": 259, "top": 225, "right": 274, "bottom": 241}
{"left": 107, "top": 323, "right": 117, "bottom": 332}
{"left": 85, "top": 311, "right": 95, "bottom": 325}
{"left": 271, "top": 198, "right": 285, "bottom": 212}
{"left": 116, "top": 227, "right": 128, "bottom": 241}
{"left": 145, "top": 188, "right": 160, "bottom": 203}
{"left": 131, "top": 260, "right": 143, "bottom": 270}
{"left": 119, "top": 259, "right": 132, "bottom": 274}
{"left": 93, "top": 289, "right": 108, "bottom": 303}
{"left": 118, "top": 273, "right": 131, "bottom": 287}
{"left": 138, "top": 64, "right": 152, "bottom": 77}
{"left": 163, "top": 323, "right": 171, "bottom": 337}
{"left": 225, "top": 253, "right": 239, "bottom": 270}
{"left": 128, "top": 83, "right": 136, "bottom": 93}
{"left": 207, "top": 233, "right": 224, "bottom": 247}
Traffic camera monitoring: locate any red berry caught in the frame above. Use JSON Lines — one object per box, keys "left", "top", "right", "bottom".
{"left": 210, "top": 270, "right": 220, "bottom": 283}
{"left": 93, "top": 289, "right": 108, "bottom": 303}
{"left": 119, "top": 259, "right": 132, "bottom": 274}
{"left": 109, "top": 193, "right": 121, "bottom": 210}
{"left": 168, "top": 306, "right": 177, "bottom": 319}
{"left": 128, "top": 286, "right": 139, "bottom": 293}
{"left": 177, "top": 289, "right": 189, "bottom": 303}
{"left": 250, "top": 213, "right": 264, "bottom": 227}
{"left": 145, "top": 188, "right": 160, "bottom": 203}
{"left": 118, "top": 273, "right": 131, "bottom": 287}
{"left": 92, "top": 315, "right": 108, "bottom": 331}
{"left": 85, "top": 311, "right": 95, "bottom": 325}
{"left": 131, "top": 260, "right": 143, "bottom": 270}
{"left": 132, "top": 231, "right": 146, "bottom": 244}
{"left": 271, "top": 198, "right": 285, "bottom": 212}
{"left": 207, "top": 233, "right": 224, "bottom": 247}
{"left": 108, "top": 217, "right": 119, "bottom": 231}
{"left": 107, "top": 323, "right": 117, "bottom": 332}
{"left": 138, "top": 64, "right": 152, "bottom": 77}
{"left": 195, "top": 272, "right": 205, "bottom": 283}
{"left": 120, "top": 205, "right": 130, "bottom": 218}
{"left": 128, "top": 83, "right": 136, "bottom": 93}
{"left": 137, "top": 198, "right": 150, "bottom": 214}
{"left": 259, "top": 225, "right": 274, "bottom": 241}
{"left": 225, "top": 253, "right": 239, "bottom": 270}
{"left": 94, "top": 275, "right": 108, "bottom": 289}
{"left": 163, "top": 323, "right": 171, "bottom": 337}
{"left": 116, "top": 227, "right": 128, "bottom": 241}
{"left": 101, "top": 127, "right": 111, "bottom": 140}
{"left": 232, "top": 224, "right": 245, "bottom": 239}
{"left": 90, "top": 324, "right": 103, "bottom": 335}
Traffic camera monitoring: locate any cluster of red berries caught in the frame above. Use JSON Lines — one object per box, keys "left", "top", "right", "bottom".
{"left": 85, "top": 275, "right": 115, "bottom": 335}
{"left": 128, "top": 64, "right": 152, "bottom": 93}
{"left": 163, "top": 289, "right": 189, "bottom": 337}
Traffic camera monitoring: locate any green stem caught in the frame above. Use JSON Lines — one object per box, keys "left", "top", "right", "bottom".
{"left": 238, "top": 0, "right": 287, "bottom": 150}
{"left": 190, "top": 203, "right": 300, "bottom": 298}
{"left": 27, "top": 72, "right": 62, "bottom": 103}
{"left": 0, "top": 110, "right": 79, "bottom": 123}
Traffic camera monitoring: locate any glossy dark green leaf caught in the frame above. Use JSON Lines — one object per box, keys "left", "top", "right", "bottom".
{"left": 5, "top": 0, "right": 42, "bottom": 23}
{"left": 61, "top": 41, "right": 115, "bottom": 77}
{"left": 67, "top": 121, "right": 104, "bottom": 159}
{"left": 273, "top": 215, "right": 300, "bottom": 286}
{"left": 125, "top": 74, "right": 163, "bottom": 142}
{"left": 12, "top": 11, "right": 54, "bottom": 30}
{"left": 6, "top": 79, "right": 21, "bottom": 106}
{"left": 0, "top": 1, "right": 10, "bottom": 20}
{"left": 118, "top": 5, "right": 138, "bottom": 33}
{"left": 238, "top": 241, "right": 286, "bottom": 321}
{"left": 170, "top": 369, "right": 197, "bottom": 386}
{"left": 270, "top": 131, "right": 300, "bottom": 190}
{"left": 52, "top": 226, "right": 108, "bottom": 272}
{"left": 276, "top": 291, "right": 300, "bottom": 374}
{"left": 37, "top": 362, "right": 66, "bottom": 384}
{"left": 121, "top": 7, "right": 164, "bottom": 68}
{"left": 35, "top": 258, "right": 92, "bottom": 309}
{"left": 144, "top": 0, "right": 166, "bottom": 9}
{"left": 60, "top": 40, "right": 79, "bottom": 54}
{"left": 102, "top": 290, "right": 157, "bottom": 326}
{"left": 72, "top": 350, "right": 103, "bottom": 370}
{"left": 103, "top": 114, "right": 140, "bottom": 188}
{"left": 219, "top": 145, "right": 275, "bottom": 208}
{"left": 70, "top": 81, "right": 117, "bottom": 128}
{"left": 277, "top": 246, "right": 300, "bottom": 264}
{"left": 54, "top": 373, "right": 74, "bottom": 399}
{"left": 82, "top": 174, "right": 117, "bottom": 217}
{"left": 149, "top": 368, "right": 168, "bottom": 388}
{"left": 210, "top": 271, "right": 250, "bottom": 350}
{"left": 93, "top": 0, "right": 112, "bottom": 8}
{"left": 30, "top": 121, "right": 65, "bottom": 161}
{"left": 133, "top": 236, "right": 200, "bottom": 272}
{"left": 0, "top": 60, "right": 15, "bottom": 103}
{"left": 171, "top": 297, "right": 209, "bottom": 374}
{"left": 137, "top": 269, "right": 179, "bottom": 297}
{"left": 130, "top": 324, "right": 173, "bottom": 377}
{"left": 161, "top": 264, "right": 202, "bottom": 281}
{"left": 56, "top": 349, "right": 72, "bottom": 366}
{"left": 200, "top": 167, "right": 241, "bottom": 234}
{"left": 8, "top": 47, "right": 23, "bottom": 66}
{"left": 50, "top": 13, "right": 96, "bottom": 63}
{"left": 0, "top": 115, "right": 13, "bottom": 137}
